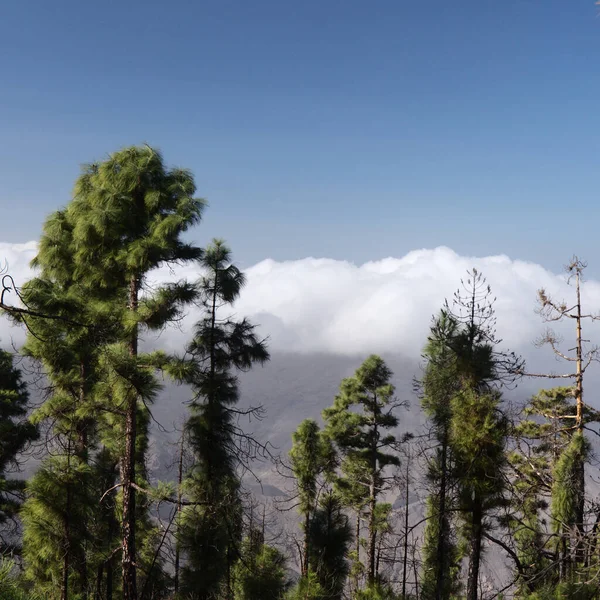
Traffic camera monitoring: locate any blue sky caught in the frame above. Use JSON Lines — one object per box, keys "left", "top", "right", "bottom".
{"left": 1, "top": 0, "right": 599, "bottom": 271}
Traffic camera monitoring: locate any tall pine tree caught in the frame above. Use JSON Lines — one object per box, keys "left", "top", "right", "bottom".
{"left": 308, "top": 491, "right": 353, "bottom": 600}
{"left": 442, "top": 269, "right": 515, "bottom": 600}
{"left": 26, "top": 145, "right": 204, "bottom": 599}
{"left": 289, "top": 419, "right": 333, "bottom": 578}
{"left": 418, "top": 312, "right": 462, "bottom": 600}
{"left": 323, "top": 355, "right": 402, "bottom": 589}
{"left": 0, "top": 350, "right": 38, "bottom": 551}
{"left": 178, "top": 240, "right": 269, "bottom": 600}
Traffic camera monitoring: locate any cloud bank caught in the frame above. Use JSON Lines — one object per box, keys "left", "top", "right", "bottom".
{"left": 2, "top": 242, "right": 599, "bottom": 366}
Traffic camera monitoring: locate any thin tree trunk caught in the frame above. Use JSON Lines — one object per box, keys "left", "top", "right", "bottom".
{"left": 434, "top": 430, "right": 449, "bottom": 600}
{"left": 62, "top": 442, "right": 73, "bottom": 600}
{"left": 368, "top": 488, "right": 376, "bottom": 585}
{"left": 226, "top": 544, "right": 233, "bottom": 600}
{"left": 368, "top": 395, "right": 379, "bottom": 586}
{"left": 574, "top": 269, "right": 585, "bottom": 566}
{"left": 303, "top": 511, "right": 311, "bottom": 576}
{"left": 122, "top": 275, "right": 139, "bottom": 600}
{"left": 174, "top": 427, "right": 185, "bottom": 594}
{"left": 77, "top": 362, "right": 89, "bottom": 599}
{"left": 354, "top": 512, "right": 361, "bottom": 594}
{"left": 94, "top": 563, "right": 103, "bottom": 600}
{"left": 466, "top": 499, "right": 483, "bottom": 600}
{"left": 412, "top": 540, "right": 420, "bottom": 600}
{"left": 376, "top": 528, "right": 383, "bottom": 578}
{"left": 355, "top": 512, "right": 360, "bottom": 560}
{"left": 558, "top": 534, "right": 567, "bottom": 582}
{"left": 402, "top": 459, "right": 410, "bottom": 600}
{"left": 106, "top": 554, "right": 113, "bottom": 600}
{"left": 62, "top": 514, "right": 70, "bottom": 600}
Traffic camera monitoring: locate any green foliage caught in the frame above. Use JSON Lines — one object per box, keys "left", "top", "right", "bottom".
{"left": 290, "top": 420, "right": 333, "bottom": 519}
{"left": 289, "top": 419, "right": 334, "bottom": 575}
{"left": 17, "top": 144, "right": 206, "bottom": 598}
{"left": 179, "top": 240, "right": 269, "bottom": 599}
{"left": 519, "top": 580, "right": 598, "bottom": 600}
{"left": 506, "top": 387, "right": 579, "bottom": 593}
{"left": 232, "top": 530, "right": 288, "bottom": 600}
{"left": 450, "top": 387, "right": 507, "bottom": 505}
{"left": 309, "top": 491, "right": 353, "bottom": 600}
{"left": 323, "top": 355, "right": 402, "bottom": 586}
{"left": 0, "top": 558, "right": 41, "bottom": 600}
{"left": 420, "top": 495, "right": 462, "bottom": 600}
{"left": 418, "top": 312, "right": 461, "bottom": 600}
{"left": 287, "top": 572, "right": 326, "bottom": 600}
{"left": 21, "top": 455, "right": 93, "bottom": 597}
{"left": 179, "top": 475, "right": 242, "bottom": 598}
{"left": 551, "top": 432, "right": 589, "bottom": 535}
{"left": 0, "top": 350, "right": 38, "bottom": 540}
{"left": 353, "top": 582, "right": 399, "bottom": 600}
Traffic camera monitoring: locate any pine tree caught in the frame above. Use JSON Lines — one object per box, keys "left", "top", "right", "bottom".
{"left": 19, "top": 233, "right": 113, "bottom": 600}
{"left": 7, "top": 223, "right": 101, "bottom": 600}
{"left": 507, "top": 388, "right": 580, "bottom": 591}
{"left": 178, "top": 240, "right": 269, "bottom": 600}
{"left": 523, "top": 257, "right": 599, "bottom": 571}
{"left": 441, "top": 269, "right": 517, "bottom": 600}
{"left": 289, "top": 419, "right": 334, "bottom": 577}
{"left": 451, "top": 386, "right": 507, "bottom": 600}
{"left": 308, "top": 491, "right": 353, "bottom": 600}
{"left": 21, "top": 454, "right": 93, "bottom": 599}
{"left": 0, "top": 350, "right": 38, "bottom": 549}
{"left": 418, "top": 312, "right": 462, "bottom": 600}
{"left": 286, "top": 572, "right": 326, "bottom": 600}
{"left": 334, "top": 451, "right": 369, "bottom": 593}
{"left": 232, "top": 527, "right": 288, "bottom": 600}
{"left": 25, "top": 145, "right": 205, "bottom": 599}
{"left": 323, "top": 355, "right": 403, "bottom": 588}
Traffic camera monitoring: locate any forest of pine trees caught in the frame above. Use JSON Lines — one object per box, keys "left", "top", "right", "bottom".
{"left": 2, "top": 145, "right": 600, "bottom": 599}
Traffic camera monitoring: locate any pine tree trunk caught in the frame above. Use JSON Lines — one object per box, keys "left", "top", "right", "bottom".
{"left": 61, "top": 520, "right": 70, "bottom": 600}
{"left": 105, "top": 467, "right": 117, "bottom": 600}
{"left": 402, "top": 458, "right": 410, "bottom": 600}
{"left": 466, "top": 499, "right": 483, "bottom": 600}
{"left": 355, "top": 512, "right": 360, "bottom": 560}
{"left": 106, "top": 555, "right": 113, "bottom": 600}
{"left": 574, "top": 273, "right": 585, "bottom": 566}
{"left": 174, "top": 429, "right": 184, "bottom": 594}
{"left": 62, "top": 446, "right": 73, "bottom": 600}
{"left": 368, "top": 399, "right": 379, "bottom": 586}
{"left": 575, "top": 273, "right": 585, "bottom": 563}
{"left": 303, "top": 511, "right": 310, "bottom": 576}
{"left": 94, "top": 564, "right": 103, "bottom": 600}
{"left": 368, "top": 481, "right": 376, "bottom": 585}
{"left": 353, "top": 511, "right": 361, "bottom": 594}
{"left": 434, "top": 430, "right": 449, "bottom": 600}
{"left": 376, "top": 533, "right": 383, "bottom": 579}
{"left": 227, "top": 546, "right": 233, "bottom": 600}
{"left": 122, "top": 275, "right": 139, "bottom": 600}
{"left": 77, "top": 364, "right": 89, "bottom": 599}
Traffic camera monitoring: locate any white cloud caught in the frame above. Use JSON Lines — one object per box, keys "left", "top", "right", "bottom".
{"left": 2, "top": 242, "right": 598, "bottom": 368}
{"left": 231, "top": 248, "right": 584, "bottom": 362}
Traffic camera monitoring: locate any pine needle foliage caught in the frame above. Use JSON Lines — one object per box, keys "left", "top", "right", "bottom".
{"left": 0, "top": 350, "right": 38, "bottom": 548}
{"left": 418, "top": 312, "right": 462, "bottom": 600}
{"left": 323, "top": 355, "right": 402, "bottom": 587}
{"left": 232, "top": 528, "right": 288, "bottom": 600}
{"left": 289, "top": 419, "right": 334, "bottom": 576}
{"left": 178, "top": 240, "right": 269, "bottom": 600}
{"left": 19, "top": 144, "right": 205, "bottom": 600}
{"left": 308, "top": 491, "right": 353, "bottom": 600}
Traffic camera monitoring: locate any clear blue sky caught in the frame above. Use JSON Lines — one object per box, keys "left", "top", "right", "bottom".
{"left": 1, "top": 0, "right": 599, "bottom": 271}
